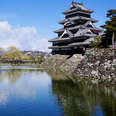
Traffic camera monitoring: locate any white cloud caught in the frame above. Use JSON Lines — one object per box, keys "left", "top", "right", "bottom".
{"left": 0, "top": 21, "right": 50, "bottom": 52}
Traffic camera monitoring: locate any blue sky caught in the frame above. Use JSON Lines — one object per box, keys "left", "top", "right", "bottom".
{"left": 0, "top": 0, "right": 115, "bottom": 51}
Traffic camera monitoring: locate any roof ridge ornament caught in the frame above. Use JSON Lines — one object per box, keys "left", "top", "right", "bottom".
{"left": 72, "top": 0, "right": 83, "bottom": 5}
{"left": 72, "top": 0, "right": 75, "bottom": 3}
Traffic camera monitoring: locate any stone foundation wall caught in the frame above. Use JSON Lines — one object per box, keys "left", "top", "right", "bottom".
{"left": 41, "top": 54, "right": 84, "bottom": 73}
{"left": 74, "top": 48, "right": 116, "bottom": 79}
{"left": 41, "top": 48, "right": 116, "bottom": 83}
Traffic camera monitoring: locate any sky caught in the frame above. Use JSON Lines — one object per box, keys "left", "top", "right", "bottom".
{"left": 0, "top": 0, "right": 115, "bottom": 52}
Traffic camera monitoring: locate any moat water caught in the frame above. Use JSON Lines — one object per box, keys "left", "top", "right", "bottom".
{"left": 0, "top": 66, "right": 116, "bottom": 116}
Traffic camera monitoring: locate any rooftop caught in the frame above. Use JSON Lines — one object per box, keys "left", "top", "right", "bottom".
{"left": 63, "top": 1, "right": 93, "bottom": 15}
{"left": 59, "top": 16, "right": 98, "bottom": 24}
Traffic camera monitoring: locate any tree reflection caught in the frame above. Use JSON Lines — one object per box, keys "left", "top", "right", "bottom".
{"left": 47, "top": 70, "right": 69, "bottom": 81}
{"left": 0, "top": 68, "right": 115, "bottom": 116}
{"left": 0, "top": 68, "right": 47, "bottom": 106}
{"left": 0, "top": 67, "right": 44, "bottom": 83}
{"left": 49, "top": 71, "right": 116, "bottom": 116}
{"left": 8, "top": 69, "right": 22, "bottom": 83}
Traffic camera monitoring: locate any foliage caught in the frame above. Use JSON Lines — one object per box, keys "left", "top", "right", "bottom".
{"left": 0, "top": 48, "right": 5, "bottom": 58}
{"left": 37, "top": 56, "right": 44, "bottom": 63}
{"left": 101, "top": 9, "right": 116, "bottom": 48}
{"left": 2, "top": 47, "right": 23, "bottom": 61}
{"left": 33, "top": 56, "right": 44, "bottom": 64}
{"left": 22, "top": 55, "right": 31, "bottom": 61}
{"left": 0, "top": 46, "right": 45, "bottom": 64}
{"left": 8, "top": 46, "right": 17, "bottom": 51}
{"left": 90, "top": 37, "right": 103, "bottom": 48}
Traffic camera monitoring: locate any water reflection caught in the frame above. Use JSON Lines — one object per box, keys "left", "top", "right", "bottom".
{"left": 49, "top": 71, "right": 116, "bottom": 116}
{"left": 0, "top": 90, "right": 9, "bottom": 105}
{"left": 0, "top": 67, "right": 115, "bottom": 116}
{"left": 0, "top": 69, "right": 51, "bottom": 104}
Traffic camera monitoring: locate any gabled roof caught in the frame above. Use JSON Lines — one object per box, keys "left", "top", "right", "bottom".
{"left": 66, "top": 29, "right": 73, "bottom": 36}
{"left": 69, "top": 38, "right": 94, "bottom": 46}
{"left": 66, "top": 10, "right": 91, "bottom": 17}
{"left": 49, "top": 29, "right": 73, "bottom": 42}
{"left": 54, "top": 25, "right": 102, "bottom": 33}
{"left": 49, "top": 37, "right": 95, "bottom": 49}
{"left": 63, "top": 2, "right": 93, "bottom": 15}
{"left": 84, "top": 21, "right": 95, "bottom": 28}
{"left": 59, "top": 16, "right": 98, "bottom": 24}
{"left": 73, "top": 28, "right": 97, "bottom": 37}
{"left": 59, "top": 29, "right": 73, "bottom": 39}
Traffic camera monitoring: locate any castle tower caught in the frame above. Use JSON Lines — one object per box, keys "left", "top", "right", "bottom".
{"left": 49, "top": 1, "right": 102, "bottom": 55}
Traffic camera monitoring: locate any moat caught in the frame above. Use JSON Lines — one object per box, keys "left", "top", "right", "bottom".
{"left": 0, "top": 66, "right": 116, "bottom": 116}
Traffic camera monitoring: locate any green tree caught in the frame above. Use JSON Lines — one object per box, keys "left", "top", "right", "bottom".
{"left": 2, "top": 47, "right": 23, "bottom": 63}
{"left": 22, "top": 55, "right": 31, "bottom": 61}
{"left": 33, "top": 56, "right": 44, "bottom": 64}
{"left": 90, "top": 37, "right": 103, "bottom": 48}
{"left": 0, "top": 48, "right": 5, "bottom": 58}
{"left": 8, "top": 46, "right": 17, "bottom": 51}
{"left": 37, "top": 56, "right": 44, "bottom": 64}
{"left": 101, "top": 9, "right": 116, "bottom": 48}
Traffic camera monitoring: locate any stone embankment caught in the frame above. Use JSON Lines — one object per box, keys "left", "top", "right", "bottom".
{"left": 41, "top": 54, "right": 84, "bottom": 72}
{"left": 42, "top": 48, "right": 116, "bottom": 83}
{"left": 74, "top": 48, "right": 116, "bottom": 82}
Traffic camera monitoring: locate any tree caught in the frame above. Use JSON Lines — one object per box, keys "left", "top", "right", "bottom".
{"left": 2, "top": 47, "right": 23, "bottom": 64}
{"left": 8, "top": 46, "right": 17, "bottom": 51}
{"left": 0, "top": 48, "right": 5, "bottom": 58}
{"left": 101, "top": 9, "right": 116, "bottom": 48}
{"left": 90, "top": 37, "right": 103, "bottom": 48}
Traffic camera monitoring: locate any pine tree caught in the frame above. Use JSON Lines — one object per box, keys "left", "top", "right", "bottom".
{"left": 101, "top": 9, "right": 116, "bottom": 48}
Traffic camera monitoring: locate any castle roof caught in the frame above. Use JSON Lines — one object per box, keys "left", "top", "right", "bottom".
{"left": 49, "top": 38, "right": 94, "bottom": 49}
{"left": 54, "top": 26, "right": 102, "bottom": 34}
{"left": 63, "top": 2, "right": 93, "bottom": 15}
{"left": 48, "top": 1, "right": 102, "bottom": 54}
{"left": 59, "top": 16, "right": 98, "bottom": 24}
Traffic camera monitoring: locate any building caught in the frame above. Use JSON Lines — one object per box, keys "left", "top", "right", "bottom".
{"left": 48, "top": 1, "right": 102, "bottom": 55}
{"left": 22, "top": 51, "right": 49, "bottom": 57}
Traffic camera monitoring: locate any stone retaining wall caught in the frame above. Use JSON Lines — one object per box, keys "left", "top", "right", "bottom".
{"left": 74, "top": 48, "right": 116, "bottom": 80}
{"left": 41, "top": 54, "right": 84, "bottom": 73}
{"left": 41, "top": 48, "right": 116, "bottom": 83}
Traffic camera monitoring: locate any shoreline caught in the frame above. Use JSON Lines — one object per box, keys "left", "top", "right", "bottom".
{"left": 40, "top": 48, "right": 116, "bottom": 85}
{"left": 1, "top": 48, "right": 116, "bottom": 85}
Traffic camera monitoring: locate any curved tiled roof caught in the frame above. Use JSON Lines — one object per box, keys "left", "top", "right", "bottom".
{"left": 63, "top": 2, "right": 93, "bottom": 15}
